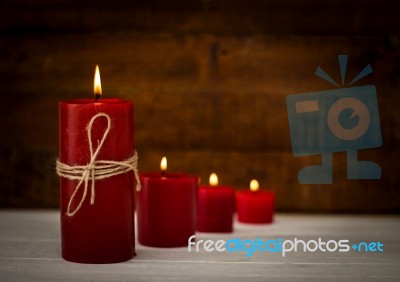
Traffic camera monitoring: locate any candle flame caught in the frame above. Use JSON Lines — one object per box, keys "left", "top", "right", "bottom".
{"left": 250, "top": 179, "right": 259, "bottom": 192}
{"left": 94, "top": 65, "right": 102, "bottom": 98}
{"left": 160, "top": 156, "right": 167, "bottom": 172}
{"left": 209, "top": 173, "right": 218, "bottom": 186}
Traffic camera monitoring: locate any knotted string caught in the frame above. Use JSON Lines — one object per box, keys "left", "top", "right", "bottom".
{"left": 56, "top": 113, "right": 140, "bottom": 217}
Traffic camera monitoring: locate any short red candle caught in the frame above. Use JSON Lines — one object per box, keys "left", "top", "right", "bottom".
{"left": 236, "top": 180, "right": 275, "bottom": 224}
{"left": 197, "top": 173, "right": 235, "bottom": 233}
{"left": 58, "top": 67, "right": 135, "bottom": 263}
{"left": 138, "top": 171, "right": 198, "bottom": 247}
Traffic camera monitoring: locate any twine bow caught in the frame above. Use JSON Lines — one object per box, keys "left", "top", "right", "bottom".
{"left": 56, "top": 113, "right": 140, "bottom": 217}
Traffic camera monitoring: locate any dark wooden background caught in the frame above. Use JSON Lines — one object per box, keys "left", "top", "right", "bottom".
{"left": 1, "top": 0, "right": 399, "bottom": 212}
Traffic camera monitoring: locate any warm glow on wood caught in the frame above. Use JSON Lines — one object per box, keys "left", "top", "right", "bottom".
{"left": 209, "top": 173, "right": 218, "bottom": 186}
{"left": 160, "top": 156, "right": 167, "bottom": 172}
{"left": 250, "top": 179, "right": 259, "bottom": 192}
{"left": 94, "top": 65, "right": 102, "bottom": 97}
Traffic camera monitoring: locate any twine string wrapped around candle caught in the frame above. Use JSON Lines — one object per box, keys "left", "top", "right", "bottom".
{"left": 56, "top": 112, "right": 141, "bottom": 217}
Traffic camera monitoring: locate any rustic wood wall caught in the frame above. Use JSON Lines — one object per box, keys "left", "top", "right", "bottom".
{"left": 1, "top": 0, "right": 400, "bottom": 212}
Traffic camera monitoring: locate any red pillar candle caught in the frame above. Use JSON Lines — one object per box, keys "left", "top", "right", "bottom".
{"left": 57, "top": 66, "right": 136, "bottom": 263}
{"left": 197, "top": 173, "right": 235, "bottom": 233}
{"left": 137, "top": 157, "right": 198, "bottom": 247}
{"left": 236, "top": 180, "right": 275, "bottom": 224}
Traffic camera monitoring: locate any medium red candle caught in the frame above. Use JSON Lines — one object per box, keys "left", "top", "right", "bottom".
{"left": 137, "top": 157, "right": 198, "bottom": 247}
{"left": 236, "top": 180, "right": 275, "bottom": 224}
{"left": 57, "top": 66, "right": 136, "bottom": 263}
{"left": 197, "top": 173, "right": 235, "bottom": 233}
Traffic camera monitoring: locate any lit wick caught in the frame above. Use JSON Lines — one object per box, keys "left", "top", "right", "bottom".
{"left": 160, "top": 156, "right": 167, "bottom": 177}
{"left": 209, "top": 173, "right": 218, "bottom": 187}
{"left": 94, "top": 65, "right": 102, "bottom": 102}
{"left": 250, "top": 179, "right": 259, "bottom": 192}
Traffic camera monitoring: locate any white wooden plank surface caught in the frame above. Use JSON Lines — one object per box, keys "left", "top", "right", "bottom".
{"left": 0, "top": 210, "right": 399, "bottom": 281}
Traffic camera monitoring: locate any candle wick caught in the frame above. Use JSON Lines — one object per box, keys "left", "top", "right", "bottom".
{"left": 95, "top": 93, "right": 101, "bottom": 101}
{"left": 161, "top": 171, "right": 166, "bottom": 177}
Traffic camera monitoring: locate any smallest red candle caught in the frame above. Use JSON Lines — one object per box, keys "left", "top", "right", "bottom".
{"left": 197, "top": 173, "right": 235, "bottom": 233}
{"left": 236, "top": 179, "right": 275, "bottom": 224}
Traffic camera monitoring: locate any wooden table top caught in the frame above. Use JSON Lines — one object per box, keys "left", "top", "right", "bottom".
{"left": 0, "top": 210, "right": 399, "bottom": 281}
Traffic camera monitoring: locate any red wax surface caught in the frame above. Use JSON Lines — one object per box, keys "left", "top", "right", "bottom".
{"left": 197, "top": 186, "right": 235, "bottom": 233}
{"left": 59, "top": 98, "right": 135, "bottom": 263}
{"left": 138, "top": 172, "right": 198, "bottom": 247}
{"left": 236, "top": 190, "right": 275, "bottom": 224}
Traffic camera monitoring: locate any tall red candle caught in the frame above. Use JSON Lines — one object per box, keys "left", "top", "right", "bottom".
{"left": 57, "top": 66, "right": 136, "bottom": 263}
{"left": 197, "top": 173, "right": 235, "bottom": 233}
{"left": 236, "top": 180, "right": 275, "bottom": 224}
{"left": 137, "top": 157, "right": 198, "bottom": 247}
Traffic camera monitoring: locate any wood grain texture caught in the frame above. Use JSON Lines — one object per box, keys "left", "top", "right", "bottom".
{"left": 1, "top": 0, "right": 400, "bottom": 35}
{"left": 0, "top": 211, "right": 400, "bottom": 281}
{"left": 0, "top": 1, "right": 399, "bottom": 211}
